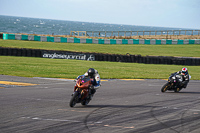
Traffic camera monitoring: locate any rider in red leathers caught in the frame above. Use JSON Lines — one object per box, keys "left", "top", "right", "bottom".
{"left": 77, "top": 68, "right": 101, "bottom": 99}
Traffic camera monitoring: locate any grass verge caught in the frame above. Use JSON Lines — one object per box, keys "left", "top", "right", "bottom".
{"left": 0, "top": 56, "right": 199, "bottom": 80}
{"left": 0, "top": 40, "right": 200, "bottom": 57}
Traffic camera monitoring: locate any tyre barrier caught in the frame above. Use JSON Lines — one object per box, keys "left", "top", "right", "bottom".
{"left": 93, "top": 54, "right": 200, "bottom": 66}
{"left": 0, "top": 47, "right": 42, "bottom": 57}
{"left": 0, "top": 47, "right": 200, "bottom": 66}
{"left": 0, "top": 33, "right": 3, "bottom": 39}
{"left": 3, "top": 33, "right": 200, "bottom": 44}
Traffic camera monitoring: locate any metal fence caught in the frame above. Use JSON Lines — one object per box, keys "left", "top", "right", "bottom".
{"left": 70, "top": 30, "right": 200, "bottom": 37}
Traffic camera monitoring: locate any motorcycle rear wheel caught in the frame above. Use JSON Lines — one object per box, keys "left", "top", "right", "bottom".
{"left": 69, "top": 91, "right": 79, "bottom": 107}
{"left": 161, "top": 82, "right": 170, "bottom": 92}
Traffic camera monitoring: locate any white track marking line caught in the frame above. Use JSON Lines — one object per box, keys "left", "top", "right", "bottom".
{"left": 21, "top": 117, "right": 81, "bottom": 123}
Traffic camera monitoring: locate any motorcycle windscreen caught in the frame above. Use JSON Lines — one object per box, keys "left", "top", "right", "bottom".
{"left": 81, "top": 77, "right": 91, "bottom": 83}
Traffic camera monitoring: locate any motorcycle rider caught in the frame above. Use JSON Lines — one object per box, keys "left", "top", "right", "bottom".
{"left": 175, "top": 67, "right": 190, "bottom": 88}
{"left": 77, "top": 68, "right": 101, "bottom": 99}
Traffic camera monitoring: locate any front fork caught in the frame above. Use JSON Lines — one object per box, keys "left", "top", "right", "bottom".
{"left": 169, "top": 81, "right": 179, "bottom": 89}
{"left": 72, "top": 88, "right": 87, "bottom": 101}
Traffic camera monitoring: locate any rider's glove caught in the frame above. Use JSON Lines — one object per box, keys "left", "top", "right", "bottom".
{"left": 74, "top": 75, "right": 81, "bottom": 82}
{"left": 77, "top": 75, "right": 82, "bottom": 79}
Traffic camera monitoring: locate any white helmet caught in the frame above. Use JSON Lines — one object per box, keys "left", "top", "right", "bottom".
{"left": 181, "top": 67, "right": 188, "bottom": 75}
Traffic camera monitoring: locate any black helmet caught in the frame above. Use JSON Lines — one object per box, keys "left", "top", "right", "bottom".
{"left": 87, "top": 68, "right": 95, "bottom": 77}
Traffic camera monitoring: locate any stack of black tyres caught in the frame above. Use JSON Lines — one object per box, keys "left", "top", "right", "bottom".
{"left": 0, "top": 47, "right": 200, "bottom": 65}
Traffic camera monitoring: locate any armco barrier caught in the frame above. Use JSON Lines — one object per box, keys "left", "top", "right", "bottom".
{"left": 0, "top": 47, "right": 200, "bottom": 66}
{"left": 2, "top": 33, "right": 200, "bottom": 44}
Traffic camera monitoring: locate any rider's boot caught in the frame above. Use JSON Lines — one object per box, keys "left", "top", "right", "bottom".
{"left": 89, "top": 89, "right": 96, "bottom": 100}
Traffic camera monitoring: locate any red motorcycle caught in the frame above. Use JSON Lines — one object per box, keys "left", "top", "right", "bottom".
{"left": 69, "top": 77, "right": 93, "bottom": 107}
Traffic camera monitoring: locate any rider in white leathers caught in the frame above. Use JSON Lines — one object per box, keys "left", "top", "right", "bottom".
{"left": 175, "top": 67, "right": 190, "bottom": 88}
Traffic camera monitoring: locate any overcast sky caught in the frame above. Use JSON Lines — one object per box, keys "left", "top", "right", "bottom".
{"left": 0, "top": 0, "right": 199, "bottom": 29}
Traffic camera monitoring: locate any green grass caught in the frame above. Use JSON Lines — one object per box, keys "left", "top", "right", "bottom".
{"left": 1, "top": 56, "right": 199, "bottom": 80}
{"left": 0, "top": 39, "right": 199, "bottom": 80}
{"left": 0, "top": 40, "right": 200, "bottom": 57}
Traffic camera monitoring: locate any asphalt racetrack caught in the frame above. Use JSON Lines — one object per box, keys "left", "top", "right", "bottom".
{"left": 1, "top": 75, "right": 200, "bottom": 133}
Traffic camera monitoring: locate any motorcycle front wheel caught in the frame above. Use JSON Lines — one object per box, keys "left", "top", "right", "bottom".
{"left": 81, "top": 98, "right": 90, "bottom": 106}
{"left": 69, "top": 91, "right": 79, "bottom": 107}
{"left": 161, "top": 82, "right": 170, "bottom": 92}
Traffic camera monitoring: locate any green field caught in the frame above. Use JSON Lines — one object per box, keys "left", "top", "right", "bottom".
{"left": 0, "top": 56, "right": 200, "bottom": 80}
{"left": 0, "top": 39, "right": 199, "bottom": 80}
{"left": 1, "top": 40, "right": 200, "bottom": 57}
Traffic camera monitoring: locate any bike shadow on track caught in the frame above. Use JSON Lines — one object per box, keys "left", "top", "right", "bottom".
{"left": 165, "top": 91, "right": 200, "bottom": 94}
{"left": 74, "top": 104, "right": 156, "bottom": 108}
